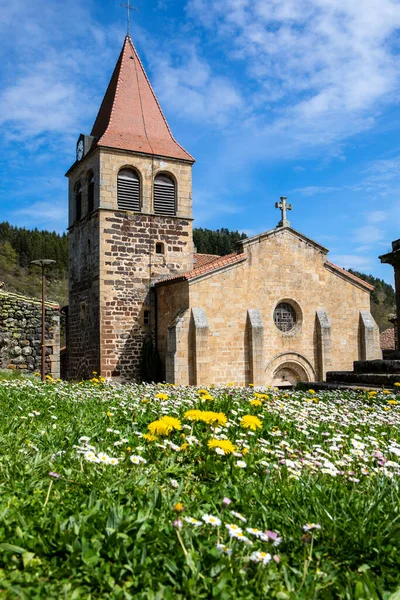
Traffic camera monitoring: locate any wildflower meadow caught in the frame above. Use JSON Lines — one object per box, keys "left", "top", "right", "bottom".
{"left": 2, "top": 377, "right": 400, "bottom": 598}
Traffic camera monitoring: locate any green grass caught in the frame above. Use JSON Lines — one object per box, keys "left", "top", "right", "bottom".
{"left": 1, "top": 378, "right": 400, "bottom": 599}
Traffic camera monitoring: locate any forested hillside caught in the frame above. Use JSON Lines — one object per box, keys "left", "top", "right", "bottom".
{"left": 0, "top": 222, "right": 395, "bottom": 332}
{"left": 349, "top": 269, "right": 396, "bottom": 332}
{"left": 193, "top": 227, "right": 247, "bottom": 255}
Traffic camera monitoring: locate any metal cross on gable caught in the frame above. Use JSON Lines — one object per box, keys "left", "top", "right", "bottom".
{"left": 275, "top": 196, "right": 292, "bottom": 228}
{"left": 120, "top": 0, "right": 137, "bottom": 36}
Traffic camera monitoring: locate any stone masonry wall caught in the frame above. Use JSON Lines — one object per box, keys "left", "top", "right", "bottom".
{"left": 99, "top": 211, "right": 193, "bottom": 379}
{"left": 67, "top": 147, "right": 194, "bottom": 380}
{"left": 156, "top": 228, "right": 381, "bottom": 386}
{"left": 0, "top": 289, "right": 60, "bottom": 376}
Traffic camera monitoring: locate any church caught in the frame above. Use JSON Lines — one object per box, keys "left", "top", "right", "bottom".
{"left": 65, "top": 35, "right": 381, "bottom": 386}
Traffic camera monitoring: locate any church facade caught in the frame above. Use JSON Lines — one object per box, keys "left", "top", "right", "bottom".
{"left": 66, "top": 35, "right": 381, "bottom": 385}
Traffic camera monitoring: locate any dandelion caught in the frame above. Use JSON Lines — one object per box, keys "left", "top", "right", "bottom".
{"left": 250, "top": 551, "right": 272, "bottom": 565}
{"left": 208, "top": 439, "right": 235, "bottom": 455}
{"left": 174, "top": 502, "right": 184, "bottom": 512}
{"left": 202, "top": 514, "right": 221, "bottom": 526}
{"left": 250, "top": 399, "right": 263, "bottom": 407}
{"left": 148, "top": 415, "right": 181, "bottom": 436}
{"left": 303, "top": 523, "right": 321, "bottom": 532}
{"left": 155, "top": 393, "right": 169, "bottom": 401}
{"left": 143, "top": 433, "right": 157, "bottom": 442}
{"left": 240, "top": 415, "right": 262, "bottom": 431}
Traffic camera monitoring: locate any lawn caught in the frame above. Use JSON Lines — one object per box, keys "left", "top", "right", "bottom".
{"left": 1, "top": 377, "right": 400, "bottom": 599}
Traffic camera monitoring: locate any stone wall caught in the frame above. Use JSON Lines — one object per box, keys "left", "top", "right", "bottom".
{"left": 156, "top": 227, "right": 381, "bottom": 386}
{"left": 67, "top": 147, "right": 194, "bottom": 381}
{"left": 0, "top": 289, "right": 60, "bottom": 376}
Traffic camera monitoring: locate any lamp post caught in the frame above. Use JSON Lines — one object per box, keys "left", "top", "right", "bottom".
{"left": 31, "top": 260, "right": 56, "bottom": 381}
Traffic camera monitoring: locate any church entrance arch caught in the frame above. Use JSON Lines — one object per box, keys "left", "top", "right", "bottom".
{"left": 266, "top": 352, "right": 315, "bottom": 387}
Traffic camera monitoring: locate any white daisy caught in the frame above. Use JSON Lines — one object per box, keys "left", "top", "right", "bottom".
{"left": 202, "top": 514, "right": 221, "bottom": 527}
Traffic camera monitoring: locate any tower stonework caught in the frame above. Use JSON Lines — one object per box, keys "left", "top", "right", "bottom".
{"left": 66, "top": 36, "right": 194, "bottom": 380}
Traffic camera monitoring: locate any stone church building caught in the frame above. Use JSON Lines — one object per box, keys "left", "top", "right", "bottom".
{"left": 66, "top": 35, "right": 381, "bottom": 386}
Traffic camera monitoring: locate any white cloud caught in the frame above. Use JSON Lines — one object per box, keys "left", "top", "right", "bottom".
{"left": 187, "top": 0, "right": 400, "bottom": 155}
{"left": 353, "top": 225, "right": 384, "bottom": 244}
{"left": 329, "top": 254, "right": 375, "bottom": 271}
{"left": 291, "top": 186, "right": 341, "bottom": 197}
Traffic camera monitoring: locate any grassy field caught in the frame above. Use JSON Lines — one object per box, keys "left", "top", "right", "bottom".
{"left": 1, "top": 378, "right": 400, "bottom": 599}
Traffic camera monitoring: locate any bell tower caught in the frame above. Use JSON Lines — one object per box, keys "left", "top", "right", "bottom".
{"left": 66, "top": 36, "right": 194, "bottom": 380}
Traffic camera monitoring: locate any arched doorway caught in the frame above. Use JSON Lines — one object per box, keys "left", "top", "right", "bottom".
{"left": 271, "top": 361, "right": 309, "bottom": 387}
{"left": 266, "top": 352, "right": 316, "bottom": 387}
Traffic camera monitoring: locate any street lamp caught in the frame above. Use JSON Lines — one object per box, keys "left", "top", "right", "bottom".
{"left": 31, "top": 259, "right": 56, "bottom": 381}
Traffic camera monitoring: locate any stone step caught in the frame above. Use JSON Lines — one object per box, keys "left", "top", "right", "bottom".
{"left": 353, "top": 359, "right": 400, "bottom": 374}
{"left": 326, "top": 371, "right": 400, "bottom": 386}
{"left": 297, "top": 381, "right": 388, "bottom": 392}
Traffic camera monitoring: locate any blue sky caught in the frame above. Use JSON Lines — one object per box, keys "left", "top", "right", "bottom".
{"left": 1, "top": 0, "right": 400, "bottom": 283}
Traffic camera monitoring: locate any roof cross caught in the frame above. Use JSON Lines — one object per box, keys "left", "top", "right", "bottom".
{"left": 120, "top": 0, "right": 137, "bottom": 36}
{"left": 275, "top": 196, "right": 292, "bottom": 228}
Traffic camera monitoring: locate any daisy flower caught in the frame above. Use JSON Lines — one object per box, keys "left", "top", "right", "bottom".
{"left": 184, "top": 517, "right": 202, "bottom": 527}
{"left": 216, "top": 543, "right": 232, "bottom": 555}
{"left": 130, "top": 455, "right": 147, "bottom": 464}
{"left": 303, "top": 523, "right": 321, "bottom": 532}
{"left": 230, "top": 511, "right": 247, "bottom": 522}
{"left": 202, "top": 514, "right": 222, "bottom": 527}
{"left": 250, "top": 551, "right": 272, "bottom": 565}
{"left": 98, "top": 452, "right": 110, "bottom": 464}
{"left": 236, "top": 460, "right": 247, "bottom": 469}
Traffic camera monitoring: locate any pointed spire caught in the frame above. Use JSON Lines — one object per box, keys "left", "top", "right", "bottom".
{"left": 91, "top": 36, "right": 194, "bottom": 162}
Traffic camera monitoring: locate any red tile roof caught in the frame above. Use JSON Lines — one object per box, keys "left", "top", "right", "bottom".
{"left": 91, "top": 36, "right": 194, "bottom": 163}
{"left": 380, "top": 327, "right": 395, "bottom": 351}
{"left": 325, "top": 261, "right": 374, "bottom": 290}
{"left": 193, "top": 253, "right": 221, "bottom": 268}
{"left": 157, "top": 253, "right": 246, "bottom": 285}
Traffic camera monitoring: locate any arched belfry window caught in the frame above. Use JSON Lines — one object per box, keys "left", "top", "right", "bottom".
{"left": 154, "top": 174, "right": 176, "bottom": 216}
{"left": 87, "top": 171, "right": 94, "bottom": 213}
{"left": 75, "top": 181, "right": 82, "bottom": 221}
{"left": 117, "top": 168, "right": 140, "bottom": 212}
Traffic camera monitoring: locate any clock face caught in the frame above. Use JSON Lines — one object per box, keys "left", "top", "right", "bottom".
{"left": 76, "top": 139, "right": 84, "bottom": 161}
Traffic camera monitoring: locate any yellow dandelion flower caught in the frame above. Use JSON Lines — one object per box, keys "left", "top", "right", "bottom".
{"left": 242, "top": 448, "right": 249, "bottom": 456}
{"left": 395, "top": 382, "right": 400, "bottom": 387}
{"left": 148, "top": 415, "right": 181, "bottom": 436}
{"left": 308, "top": 389, "right": 316, "bottom": 395}
{"left": 180, "top": 443, "right": 189, "bottom": 450}
{"left": 156, "top": 393, "right": 169, "bottom": 401}
{"left": 240, "top": 415, "right": 262, "bottom": 431}
{"left": 143, "top": 433, "right": 157, "bottom": 442}
{"left": 202, "top": 411, "right": 228, "bottom": 426}
{"left": 106, "top": 411, "right": 112, "bottom": 417}
{"left": 174, "top": 502, "right": 184, "bottom": 512}
{"left": 161, "top": 416, "right": 181, "bottom": 431}
{"left": 198, "top": 389, "right": 208, "bottom": 395}
{"left": 250, "top": 399, "right": 262, "bottom": 407}
{"left": 200, "top": 393, "right": 214, "bottom": 401}
{"left": 148, "top": 420, "right": 169, "bottom": 436}
{"left": 208, "top": 439, "right": 235, "bottom": 454}
{"left": 184, "top": 409, "right": 203, "bottom": 421}
{"left": 388, "top": 400, "right": 399, "bottom": 405}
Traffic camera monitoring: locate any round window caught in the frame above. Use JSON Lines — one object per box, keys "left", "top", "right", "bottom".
{"left": 274, "top": 302, "right": 297, "bottom": 333}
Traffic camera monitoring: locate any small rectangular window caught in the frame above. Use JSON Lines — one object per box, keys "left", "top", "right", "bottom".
{"left": 144, "top": 310, "right": 150, "bottom": 326}
{"left": 155, "top": 242, "right": 164, "bottom": 254}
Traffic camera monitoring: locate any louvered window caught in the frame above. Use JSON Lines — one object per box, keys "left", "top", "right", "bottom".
{"left": 87, "top": 172, "right": 94, "bottom": 213}
{"left": 154, "top": 174, "right": 176, "bottom": 216}
{"left": 75, "top": 182, "right": 82, "bottom": 222}
{"left": 117, "top": 168, "right": 140, "bottom": 211}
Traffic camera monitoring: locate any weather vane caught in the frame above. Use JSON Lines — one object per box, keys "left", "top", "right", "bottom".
{"left": 120, "top": 0, "right": 137, "bottom": 36}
